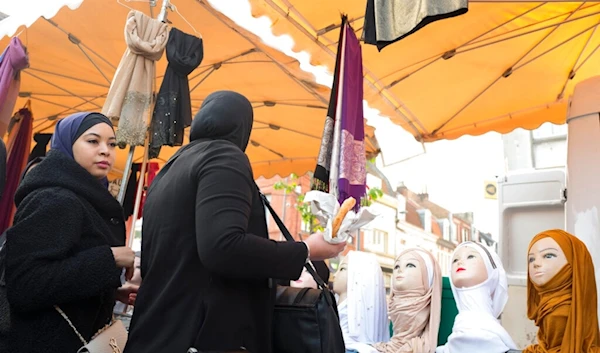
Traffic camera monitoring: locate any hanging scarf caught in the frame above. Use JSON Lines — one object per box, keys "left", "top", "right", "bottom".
{"left": 436, "top": 242, "right": 517, "bottom": 353}
{"left": 102, "top": 10, "right": 168, "bottom": 148}
{"left": 149, "top": 27, "right": 204, "bottom": 159}
{"left": 312, "top": 17, "right": 366, "bottom": 211}
{"left": 375, "top": 249, "right": 442, "bottom": 353}
{"left": 523, "top": 230, "right": 600, "bottom": 353}
{"left": 0, "top": 108, "right": 32, "bottom": 233}
{"left": 0, "top": 37, "right": 28, "bottom": 137}
{"left": 0, "top": 139, "right": 5, "bottom": 199}
{"left": 333, "top": 22, "right": 367, "bottom": 209}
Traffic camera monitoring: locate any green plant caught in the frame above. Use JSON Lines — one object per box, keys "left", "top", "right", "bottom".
{"left": 273, "top": 173, "right": 383, "bottom": 233}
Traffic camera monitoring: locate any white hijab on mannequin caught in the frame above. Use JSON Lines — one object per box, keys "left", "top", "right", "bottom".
{"left": 338, "top": 251, "right": 390, "bottom": 352}
{"left": 436, "top": 242, "right": 517, "bottom": 353}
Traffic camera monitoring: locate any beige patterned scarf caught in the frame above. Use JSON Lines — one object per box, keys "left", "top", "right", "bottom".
{"left": 102, "top": 10, "right": 168, "bottom": 147}
{"left": 374, "top": 249, "right": 442, "bottom": 353}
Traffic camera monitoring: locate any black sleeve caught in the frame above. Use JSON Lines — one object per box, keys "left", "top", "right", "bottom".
{"left": 195, "top": 151, "right": 307, "bottom": 280}
{"left": 6, "top": 189, "right": 122, "bottom": 313}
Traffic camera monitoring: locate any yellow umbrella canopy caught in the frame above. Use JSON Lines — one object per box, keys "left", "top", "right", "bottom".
{"left": 0, "top": 0, "right": 379, "bottom": 179}
{"left": 249, "top": 1, "right": 600, "bottom": 141}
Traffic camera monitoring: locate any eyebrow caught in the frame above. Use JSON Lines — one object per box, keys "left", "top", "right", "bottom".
{"left": 83, "top": 132, "right": 116, "bottom": 140}
{"left": 528, "top": 247, "right": 559, "bottom": 255}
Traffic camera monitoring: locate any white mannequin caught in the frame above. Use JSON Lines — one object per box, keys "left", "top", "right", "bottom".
{"left": 333, "top": 257, "right": 349, "bottom": 302}
{"left": 528, "top": 237, "right": 567, "bottom": 286}
{"left": 334, "top": 251, "right": 389, "bottom": 353}
{"left": 436, "top": 242, "right": 517, "bottom": 353}
{"left": 451, "top": 245, "right": 488, "bottom": 289}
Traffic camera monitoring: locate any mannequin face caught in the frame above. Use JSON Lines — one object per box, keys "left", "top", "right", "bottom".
{"left": 290, "top": 268, "right": 318, "bottom": 289}
{"left": 333, "top": 257, "right": 348, "bottom": 296}
{"left": 393, "top": 253, "right": 425, "bottom": 291}
{"left": 528, "top": 237, "right": 568, "bottom": 286}
{"left": 451, "top": 246, "right": 488, "bottom": 288}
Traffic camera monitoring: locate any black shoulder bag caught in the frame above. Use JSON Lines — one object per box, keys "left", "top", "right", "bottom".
{"left": 260, "top": 192, "right": 345, "bottom": 353}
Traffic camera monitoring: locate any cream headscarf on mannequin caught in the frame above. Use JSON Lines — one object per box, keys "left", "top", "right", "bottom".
{"left": 436, "top": 242, "right": 517, "bottom": 353}
{"left": 374, "top": 248, "right": 442, "bottom": 353}
{"left": 339, "top": 251, "right": 390, "bottom": 352}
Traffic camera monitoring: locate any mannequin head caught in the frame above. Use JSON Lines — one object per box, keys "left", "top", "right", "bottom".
{"left": 528, "top": 236, "right": 568, "bottom": 286}
{"left": 393, "top": 252, "right": 425, "bottom": 291}
{"left": 333, "top": 257, "right": 348, "bottom": 301}
{"left": 451, "top": 245, "right": 489, "bottom": 288}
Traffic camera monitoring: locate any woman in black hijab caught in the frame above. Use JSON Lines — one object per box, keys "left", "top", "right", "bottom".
{"left": 125, "top": 91, "right": 345, "bottom": 353}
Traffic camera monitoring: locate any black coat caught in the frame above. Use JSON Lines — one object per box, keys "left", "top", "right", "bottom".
{"left": 125, "top": 91, "right": 308, "bottom": 353}
{"left": 5, "top": 150, "right": 125, "bottom": 353}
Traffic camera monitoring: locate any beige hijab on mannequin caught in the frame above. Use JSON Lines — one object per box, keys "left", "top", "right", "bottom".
{"left": 374, "top": 248, "right": 442, "bottom": 353}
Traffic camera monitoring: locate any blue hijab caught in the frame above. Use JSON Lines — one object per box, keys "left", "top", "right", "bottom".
{"left": 50, "top": 112, "right": 114, "bottom": 186}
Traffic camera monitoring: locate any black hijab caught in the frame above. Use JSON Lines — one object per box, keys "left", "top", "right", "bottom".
{"left": 190, "top": 90, "right": 253, "bottom": 151}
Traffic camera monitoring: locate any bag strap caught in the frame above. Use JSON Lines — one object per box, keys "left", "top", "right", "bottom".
{"left": 54, "top": 306, "right": 88, "bottom": 345}
{"left": 258, "top": 191, "right": 329, "bottom": 290}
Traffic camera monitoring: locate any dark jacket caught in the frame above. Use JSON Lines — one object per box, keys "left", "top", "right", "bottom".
{"left": 125, "top": 91, "right": 308, "bottom": 353}
{"left": 5, "top": 150, "right": 125, "bottom": 353}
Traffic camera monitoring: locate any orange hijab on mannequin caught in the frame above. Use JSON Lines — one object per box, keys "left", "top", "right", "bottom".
{"left": 523, "top": 229, "right": 600, "bottom": 353}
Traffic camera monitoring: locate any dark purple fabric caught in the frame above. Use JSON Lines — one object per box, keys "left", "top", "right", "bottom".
{"left": 0, "top": 37, "right": 28, "bottom": 136}
{"left": 0, "top": 108, "right": 32, "bottom": 233}
{"left": 337, "top": 24, "right": 367, "bottom": 209}
{"left": 50, "top": 112, "right": 90, "bottom": 159}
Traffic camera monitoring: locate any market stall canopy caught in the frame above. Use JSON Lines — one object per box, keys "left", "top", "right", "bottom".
{"left": 249, "top": 0, "right": 600, "bottom": 141}
{"left": 0, "top": 0, "right": 379, "bottom": 179}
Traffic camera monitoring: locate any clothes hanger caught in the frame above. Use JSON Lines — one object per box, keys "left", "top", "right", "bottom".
{"left": 116, "top": 0, "right": 137, "bottom": 12}
{"left": 116, "top": 0, "right": 156, "bottom": 12}
{"left": 170, "top": 3, "right": 202, "bottom": 38}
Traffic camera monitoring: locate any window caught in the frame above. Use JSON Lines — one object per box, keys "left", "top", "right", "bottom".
{"left": 364, "top": 229, "right": 388, "bottom": 253}
{"left": 462, "top": 228, "right": 470, "bottom": 242}
{"left": 531, "top": 123, "right": 567, "bottom": 169}
{"left": 451, "top": 223, "right": 458, "bottom": 243}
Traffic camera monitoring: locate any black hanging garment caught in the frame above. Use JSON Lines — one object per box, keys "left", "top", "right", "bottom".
{"left": 362, "top": 0, "right": 468, "bottom": 51}
{"left": 149, "top": 28, "right": 204, "bottom": 159}
{"left": 27, "top": 133, "right": 52, "bottom": 162}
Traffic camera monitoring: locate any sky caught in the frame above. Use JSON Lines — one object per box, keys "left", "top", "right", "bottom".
{"left": 1, "top": 0, "right": 507, "bottom": 236}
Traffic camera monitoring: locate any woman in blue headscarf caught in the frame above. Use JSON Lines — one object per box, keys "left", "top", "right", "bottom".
{"left": 4, "top": 112, "right": 136, "bottom": 353}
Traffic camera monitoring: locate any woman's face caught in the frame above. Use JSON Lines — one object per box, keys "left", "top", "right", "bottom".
{"left": 393, "top": 253, "right": 424, "bottom": 291}
{"left": 451, "top": 246, "right": 488, "bottom": 288}
{"left": 528, "top": 237, "right": 568, "bottom": 286}
{"left": 72, "top": 123, "right": 116, "bottom": 179}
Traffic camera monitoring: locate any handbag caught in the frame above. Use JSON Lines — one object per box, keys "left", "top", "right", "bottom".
{"left": 260, "top": 192, "right": 346, "bottom": 353}
{"left": 55, "top": 306, "right": 128, "bottom": 353}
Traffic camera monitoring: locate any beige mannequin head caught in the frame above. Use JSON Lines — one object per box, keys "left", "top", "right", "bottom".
{"left": 528, "top": 236, "right": 568, "bottom": 286}
{"left": 333, "top": 257, "right": 348, "bottom": 302}
{"left": 451, "top": 245, "right": 489, "bottom": 288}
{"left": 393, "top": 252, "right": 425, "bottom": 291}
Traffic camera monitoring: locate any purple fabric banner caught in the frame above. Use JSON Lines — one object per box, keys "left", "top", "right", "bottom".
{"left": 337, "top": 23, "right": 366, "bottom": 209}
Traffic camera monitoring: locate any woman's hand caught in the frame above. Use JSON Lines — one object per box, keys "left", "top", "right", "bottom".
{"left": 111, "top": 246, "right": 135, "bottom": 280}
{"left": 116, "top": 283, "right": 139, "bottom": 305}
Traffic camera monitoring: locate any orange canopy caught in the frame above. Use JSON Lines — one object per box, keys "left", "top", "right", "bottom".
{"left": 0, "top": 0, "right": 379, "bottom": 179}
{"left": 249, "top": 1, "right": 600, "bottom": 141}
